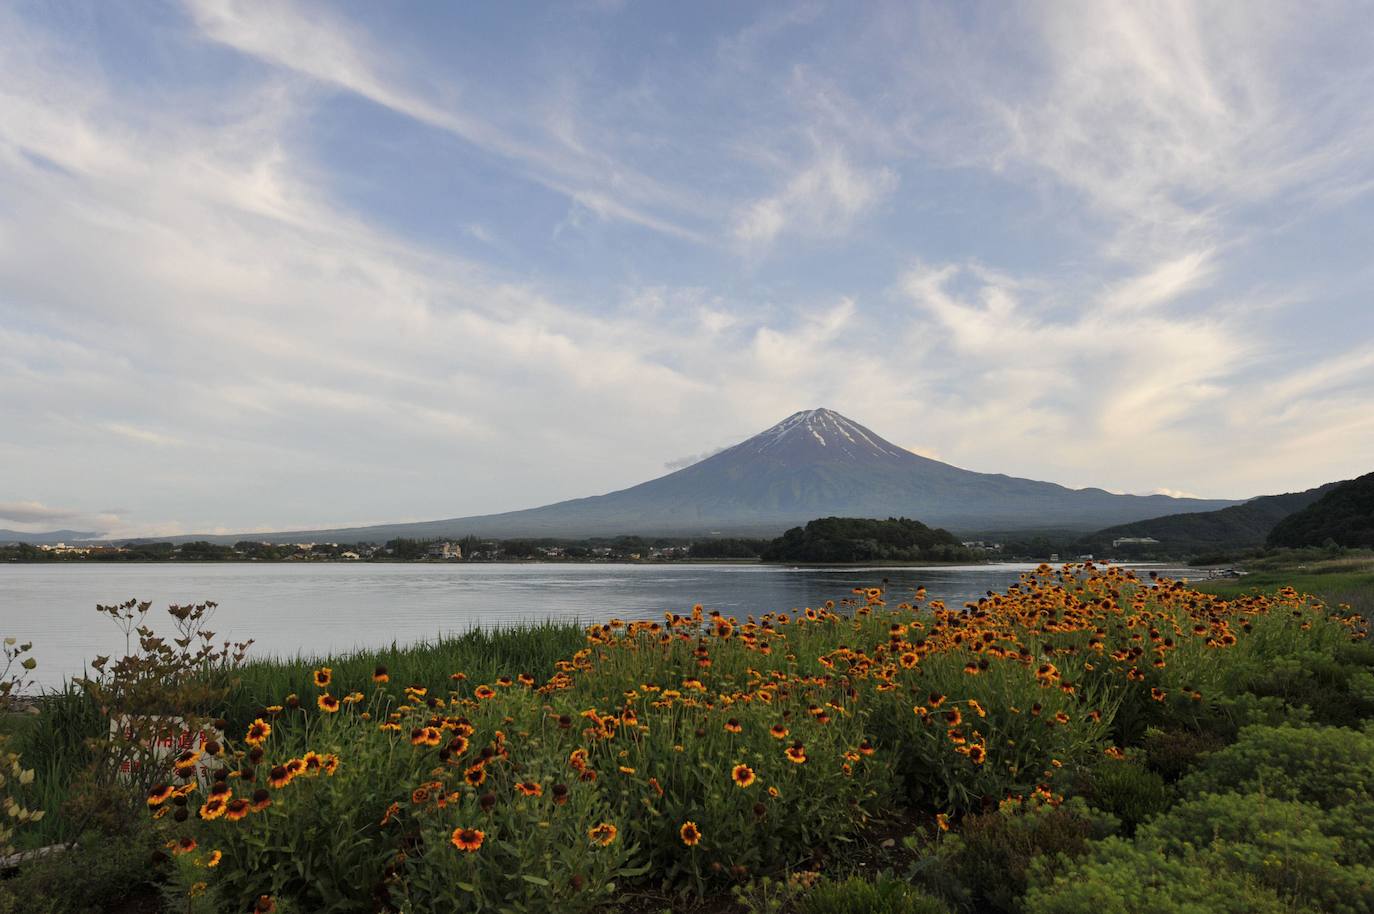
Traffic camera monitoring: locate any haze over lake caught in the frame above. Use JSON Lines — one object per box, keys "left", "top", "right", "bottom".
{"left": 0, "top": 562, "right": 1199, "bottom": 687}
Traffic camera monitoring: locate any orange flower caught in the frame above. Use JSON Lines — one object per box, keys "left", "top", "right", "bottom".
{"left": 679, "top": 821, "right": 702, "bottom": 847}
{"left": 731, "top": 764, "right": 756, "bottom": 788}
{"left": 587, "top": 822, "right": 618, "bottom": 846}
{"left": 451, "top": 827, "right": 485, "bottom": 853}
{"left": 317, "top": 693, "right": 340, "bottom": 713}
{"left": 769, "top": 725, "right": 789, "bottom": 740}
{"left": 225, "top": 798, "right": 251, "bottom": 821}
{"left": 474, "top": 685, "right": 496, "bottom": 700}
{"left": 146, "top": 784, "right": 174, "bottom": 807}
{"left": 785, "top": 744, "right": 807, "bottom": 765}
{"left": 516, "top": 781, "right": 543, "bottom": 797}
{"left": 312, "top": 667, "right": 332, "bottom": 688}
{"left": 724, "top": 718, "right": 743, "bottom": 734}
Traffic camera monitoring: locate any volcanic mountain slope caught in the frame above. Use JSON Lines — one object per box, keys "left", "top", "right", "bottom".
{"left": 193, "top": 409, "right": 1240, "bottom": 543}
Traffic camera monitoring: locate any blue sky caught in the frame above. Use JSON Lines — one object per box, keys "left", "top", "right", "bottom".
{"left": 2, "top": 0, "right": 1373, "bottom": 537}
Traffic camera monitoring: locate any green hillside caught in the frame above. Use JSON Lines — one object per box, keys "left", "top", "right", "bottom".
{"left": 1268, "top": 471, "right": 1374, "bottom": 548}
{"left": 1078, "top": 482, "right": 1342, "bottom": 556}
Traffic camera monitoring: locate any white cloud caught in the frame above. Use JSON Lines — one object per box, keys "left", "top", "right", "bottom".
{"left": 4, "top": 2, "right": 1374, "bottom": 537}
{"left": 732, "top": 149, "right": 897, "bottom": 250}
{"left": 183, "top": 0, "right": 711, "bottom": 242}
{"left": 0, "top": 501, "right": 80, "bottom": 524}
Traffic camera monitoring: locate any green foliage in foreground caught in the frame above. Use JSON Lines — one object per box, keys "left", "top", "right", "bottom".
{"left": 797, "top": 876, "right": 951, "bottom": 914}
{"left": 1019, "top": 723, "right": 1374, "bottom": 914}
{"left": 7, "top": 566, "right": 1374, "bottom": 914}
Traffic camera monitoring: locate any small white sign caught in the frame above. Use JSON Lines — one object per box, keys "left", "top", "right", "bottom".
{"left": 109, "top": 715, "right": 224, "bottom": 786}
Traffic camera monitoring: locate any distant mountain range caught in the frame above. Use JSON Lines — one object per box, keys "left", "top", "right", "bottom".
{"left": 121, "top": 408, "right": 1242, "bottom": 544}
{"left": 1078, "top": 482, "right": 1345, "bottom": 555}
{"left": 0, "top": 529, "right": 99, "bottom": 545}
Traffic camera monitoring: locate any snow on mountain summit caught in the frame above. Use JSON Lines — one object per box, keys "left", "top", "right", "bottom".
{"left": 739, "top": 408, "right": 911, "bottom": 461}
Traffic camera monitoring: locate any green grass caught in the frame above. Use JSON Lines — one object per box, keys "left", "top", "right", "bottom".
{"left": 6, "top": 621, "right": 588, "bottom": 848}
{"left": 223, "top": 619, "right": 586, "bottom": 724}
{"left": 1195, "top": 565, "right": 1374, "bottom": 617}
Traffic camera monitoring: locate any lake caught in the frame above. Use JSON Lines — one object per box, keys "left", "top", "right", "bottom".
{"left": 0, "top": 562, "right": 1192, "bottom": 687}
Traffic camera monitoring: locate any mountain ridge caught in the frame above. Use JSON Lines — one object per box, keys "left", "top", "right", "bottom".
{"left": 113, "top": 408, "right": 1242, "bottom": 544}
{"left": 1077, "top": 481, "right": 1345, "bottom": 555}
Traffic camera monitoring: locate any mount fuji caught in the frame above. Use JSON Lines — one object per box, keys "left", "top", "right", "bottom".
{"left": 186, "top": 408, "right": 1240, "bottom": 543}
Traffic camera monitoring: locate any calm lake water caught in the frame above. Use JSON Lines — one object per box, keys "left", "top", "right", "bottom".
{"left": 0, "top": 562, "right": 1191, "bottom": 687}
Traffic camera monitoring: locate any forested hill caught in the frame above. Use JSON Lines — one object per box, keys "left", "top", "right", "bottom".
{"left": 761, "top": 516, "right": 973, "bottom": 563}
{"left": 1079, "top": 482, "right": 1343, "bottom": 555}
{"left": 1268, "top": 472, "right": 1374, "bottom": 548}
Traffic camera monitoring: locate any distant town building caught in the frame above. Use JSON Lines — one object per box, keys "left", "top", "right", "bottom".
{"left": 427, "top": 542, "right": 462, "bottom": 560}
{"left": 1111, "top": 536, "right": 1160, "bottom": 548}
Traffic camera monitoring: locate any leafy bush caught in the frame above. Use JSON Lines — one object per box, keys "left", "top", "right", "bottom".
{"left": 1023, "top": 838, "right": 1295, "bottom": 914}
{"left": 798, "top": 875, "right": 952, "bottom": 914}
{"left": 1142, "top": 792, "right": 1374, "bottom": 913}
{"left": 910, "top": 798, "right": 1117, "bottom": 913}
{"left": 1177, "top": 723, "right": 1374, "bottom": 808}
{"left": 1076, "top": 758, "right": 1168, "bottom": 833}
{"left": 0, "top": 828, "right": 158, "bottom": 914}
{"left": 1140, "top": 726, "right": 1224, "bottom": 781}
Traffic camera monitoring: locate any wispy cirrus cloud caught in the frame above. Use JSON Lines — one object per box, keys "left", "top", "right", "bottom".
{"left": 732, "top": 148, "right": 897, "bottom": 252}
{"left": 2, "top": 1, "right": 1374, "bottom": 537}
{"left": 184, "top": 0, "right": 713, "bottom": 242}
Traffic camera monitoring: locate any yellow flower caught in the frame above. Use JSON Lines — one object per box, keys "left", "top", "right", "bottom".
{"left": 679, "top": 820, "right": 702, "bottom": 846}
{"left": 587, "top": 822, "right": 618, "bottom": 846}
{"left": 245, "top": 718, "right": 272, "bottom": 747}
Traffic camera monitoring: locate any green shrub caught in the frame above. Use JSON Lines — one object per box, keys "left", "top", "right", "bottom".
{"left": 1219, "top": 646, "right": 1374, "bottom": 725}
{"left": 1077, "top": 759, "right": 1168, "bottom": 833}
{"left": 1143, "top": 792, "right": 1374, "bottom": 913}
{"left": 798, "top": 875, "right": 952, "bottom": 914}
{"left": 1140, "top": 727, "right": 1225, "bottom": 782}
{"left": 1322, "top": 798, "right": 1374, "bottom": 862}
{"left": 0, "top": 828, "right": 159, "bottom": 914}
{"left": 1023, "top": 838, "right": 1296, "bottom": 914}
{"left": 910, "top": 798, "right": 1116, "bottom": 913}
{"left": 1178, "top": 723, "right": 1374, "bottom": 808}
